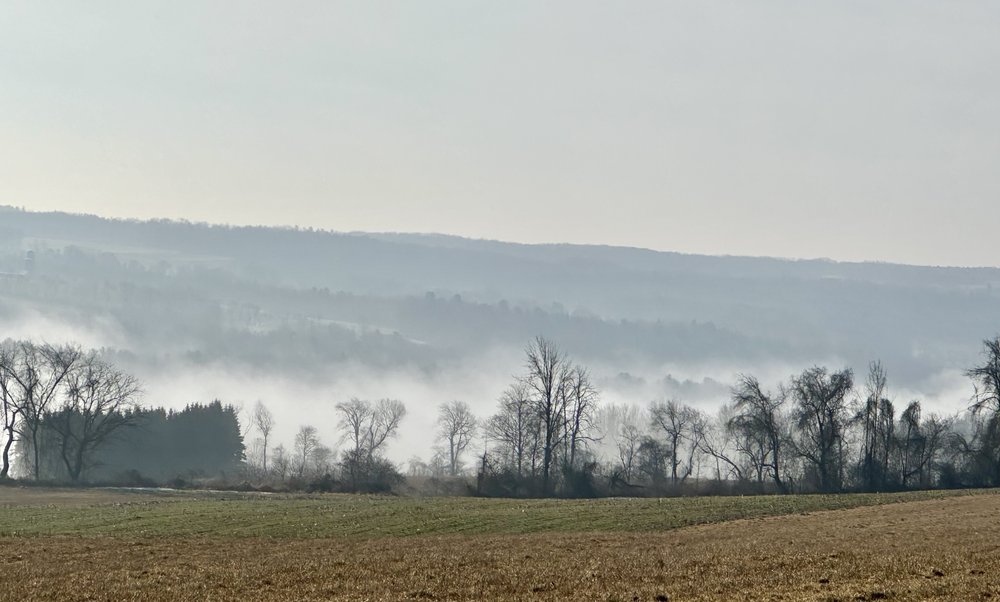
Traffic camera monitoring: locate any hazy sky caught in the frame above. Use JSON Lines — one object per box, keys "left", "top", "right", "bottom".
{"left": 2, "top": 2, "right": 998, "bottom": 267}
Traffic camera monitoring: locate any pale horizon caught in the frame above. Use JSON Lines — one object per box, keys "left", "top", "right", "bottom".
{"left": 3, "top": 2, "right": 999, "bottom": 267}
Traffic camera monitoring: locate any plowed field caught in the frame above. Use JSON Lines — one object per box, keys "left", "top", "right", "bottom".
{"left": 1, "top": 487, "right": 996, "bottom": 601}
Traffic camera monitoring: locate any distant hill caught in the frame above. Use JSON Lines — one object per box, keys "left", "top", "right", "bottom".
{"left": 0, "top": 205, "right": 997, "bottom": 414}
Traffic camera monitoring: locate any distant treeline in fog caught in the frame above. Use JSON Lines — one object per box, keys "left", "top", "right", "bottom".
{"left": 2, "top": 336, "right": 999, "bottom": 498}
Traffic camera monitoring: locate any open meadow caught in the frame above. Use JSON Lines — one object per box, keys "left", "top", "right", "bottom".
{"left": 1, "top": 486, "right": 999, "bottom": 601}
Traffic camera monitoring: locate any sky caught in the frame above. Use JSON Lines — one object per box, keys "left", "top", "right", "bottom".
{"left": 2, "top": 1, "right": 998, "bottom": 267}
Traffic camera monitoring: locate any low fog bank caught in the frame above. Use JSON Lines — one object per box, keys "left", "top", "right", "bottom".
{"left": 141, "top": 360, "right": 977, "bottom": 466}
{"left": 0, "top": 307, "right": 980, "bottom": 466}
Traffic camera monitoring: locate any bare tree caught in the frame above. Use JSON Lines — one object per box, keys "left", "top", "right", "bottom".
{"left": 523, "top": 336, "right": 572, "bottom": 495}
{"left": 335, "top": 398, "right": 406, "bottom": 460}
{"left": 790, "top": 366, "right": 854, "bottom": 492}
{"left": 635, "top": 436, "right": 671, "bottom": 484}
{"left": 876, "top": 397, "right": 896, "bottom": 483}
{"left": 372, "top": 399, "right": 407, "bottom": 451}
{"left": 336, "top": 398, "right": 370, "bottom": 460}
{"left": 697, "top": 407, "right": 747, "bottom": 482}
{"left": 649, "top": 399, "right": 701, "bottom": 485}
{"left": 968, "top": 336, "right": 1000, "bottom": 415}
{"left": 960, "top": 337, "right": 1000, "bottom": 486}
{"left": 728, "top": 374, "right": 788, "bottom": 491}
{"left": 310, "top": 444, "right": 334, "bottom": 477}
{"left": 563, "top": 365, "right": 599, "bottom": 470}
{"left": 487, "top": 380, "right": 542, "bottom": 479}
{"left": 407, "top": 455, "right": 431, "bottom": 477}
{"left": 252, "top": 401, "right": 275, "bottom": 474}
{"left": 293, "top": 425, "right": 319, "bottom": 478}
{"left": 48, "top": 352, "right": 142, "bottom": 481}
{"left": 272, "top": 443, "right": 289, "bottom": 481}
{"left": 245, "top": 437, "right": 265, "bottom": 476}
{"left": 912, "top": 412, "right": 950, "bottom": 488}
{"left": 0, "top": 343, "right": 20, "bottom": 478}
{"left": 335, "top": 398, "right": 406, "bottom": 488}
{"left": 594, "top": 403, "right": 644, "bottom": 484}
{"left": 856, "top": 361, "right": 902, "bottom": 490}
{"left": 685, "top": 408, "right": 710, "bottom": 482}
{"left": 429, "top": 449, "right": 450, "bottom": 477}
{"left": 615, "top": 421, "right": 643, "bottom": 483}
{"left": 6, "top": 343, "right": 82, "bottom": 479}
{"left": 897, "top": 400, "right": 921, "bottom": 487}
{"left": 436, "top": 400, "right": 477, "bottom": 477}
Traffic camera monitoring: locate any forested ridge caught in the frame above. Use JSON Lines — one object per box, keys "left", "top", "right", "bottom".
{"left": 1, "top": 205, "right": 998, "bottom": 389}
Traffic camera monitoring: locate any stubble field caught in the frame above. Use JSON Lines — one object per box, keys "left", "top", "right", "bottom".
{"left": 0, "top": 486, "right": 997, "bottom": 601}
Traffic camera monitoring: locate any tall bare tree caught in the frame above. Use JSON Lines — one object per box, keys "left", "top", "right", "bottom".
{"left": 523, "top": 336, "right": 573, "bottom": 495}
{"left": 436, "top": 400, "right": 477, "bottom": 477}
{"left": 7, "top": 343, "right": 82, "bottom": 479}
{"left": 963, "top": 337, "right": 1000, "bottom": 486}
{"left": 649, "top": 399, "right": 702, "bottom": 485}
{"left": 335, "top": 398, "right": 406, "bottom": 460}
{"left": 335, "top": 397, "right": 406, "bottom": 488}
{"left": 48, "top": 352, "right": 142, "bottom": 481}
{"left": 697, "top": 407, "right": 746, "bottom": 482}
{"left": 0, "top": 343, "right": 20, "bottom": 478}
{"left": 968, "top": 336, "right": 1000, "bottom": 415}
{"left": 252, "top": 401, "right": 275, "bottom": 473}
{"left": 857, "top": 361, "right": 899, "bottom": 490}
{"left": 309, "top": 444, "right": 334, "bottom": 477}
{"left": 615, "top": 421, "right": 643, "bottom": 483}
{"left": 728, "top": 374, "right": 788, "bottom": 491}
{"left": 791, "top": 366, "right": 854, "bottom": 492}
{"left": 271, "top": 443, "right": 289, "bottom": 481}
{"left": 897, "top": 400, "right": 921, "bottom": 487}
{"left": 487, "top": 380, "right": 542, "bottom": 479}
{"left": 293, "top": 425, "right": 319, "bottom": 478}
{"left": 563, "top": 365, "right": 599, "bottom": 470}
{"left": 903, "top": 410, "right": 949, "bottom": 488}
{"left": 595, "top": 403, "right": 645, "bottom": 485}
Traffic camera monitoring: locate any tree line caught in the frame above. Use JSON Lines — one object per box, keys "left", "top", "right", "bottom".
{"left": 246, "top": 398, "right": 410, "bottom": 492}
{"left": 3, "top": 335, "right": 1000, "bottom": 498}
{"left": 0, "top": 341, "right": 139, "bottom": 481}
{"left": 0, "top": 340, "right": 248, "bottom": 484}
{"left": 243, "top": 335, "right": 1000, "bottom": 498}
{"left": 468, "top": 336, "right": 1000, "bottom": 497}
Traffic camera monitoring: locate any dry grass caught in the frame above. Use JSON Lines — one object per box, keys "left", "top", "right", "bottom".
{"left": 2, "top": 493, "right": 999, "bottom": 601}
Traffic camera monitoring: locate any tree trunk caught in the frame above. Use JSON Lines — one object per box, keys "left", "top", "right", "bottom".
{"left": 449, "top": 437, "right": 457, "bottom": 477}
{"left": 31, "top": 427, "right": 41, "bottom": 480}
{"left": 0, "top": 427, "right": 14, "bottom": 478}
{"left": 71, "top": 445, "right": 86, "bottom": 482}
{"left": 542, "top": 431, "right": 553, "bottom": 496}
{"left": 262, "top": 433, "right": 269, "bottom": 473}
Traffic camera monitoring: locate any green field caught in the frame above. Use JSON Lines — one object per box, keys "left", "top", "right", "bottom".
{"left": 0, "top": 485, "right": 986, "bottom": 539}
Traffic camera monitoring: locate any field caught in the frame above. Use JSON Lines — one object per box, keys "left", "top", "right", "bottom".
{"left": 1, "top": 486, "right": 998, "bottom": 601}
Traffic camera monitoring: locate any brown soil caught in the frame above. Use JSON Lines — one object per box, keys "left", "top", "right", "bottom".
{"left": 0, "top": 485, "right": 172, "bottom": 507}
{"left": 2, "top": 494, "right": 998, "bottom": 601}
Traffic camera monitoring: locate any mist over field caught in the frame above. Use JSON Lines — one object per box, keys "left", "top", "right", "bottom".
{"left": 0, "top": 206, "right": 996, "bottom": 463}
